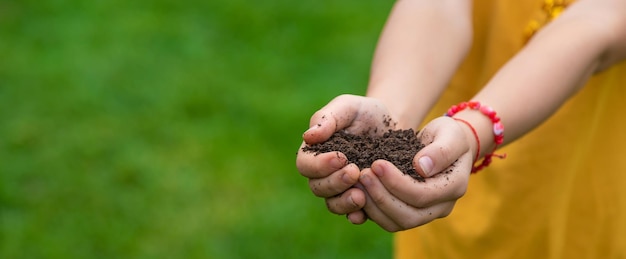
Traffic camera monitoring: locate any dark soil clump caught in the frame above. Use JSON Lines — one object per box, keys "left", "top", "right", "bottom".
{"left": 302, "top": 129, "right": 425, "bottom": 181}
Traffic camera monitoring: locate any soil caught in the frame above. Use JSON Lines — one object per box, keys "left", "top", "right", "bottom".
{"left": 302, "top": 128, "right": 426, "bottom": 182}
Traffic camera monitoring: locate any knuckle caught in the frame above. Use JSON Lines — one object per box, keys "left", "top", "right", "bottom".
{"left": 370, "top": 192, "right": 388, "bottom": 205}
{"left": 436, "top": 144, "right": 454, "bottom": 163}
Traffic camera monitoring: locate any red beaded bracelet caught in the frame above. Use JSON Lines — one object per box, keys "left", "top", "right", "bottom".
{"left": 445, "top": 101, "right": 506, "bottom": 173}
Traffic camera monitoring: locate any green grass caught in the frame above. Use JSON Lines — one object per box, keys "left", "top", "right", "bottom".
{"left": 0, "top": 0, "right": 395, "bottom": 258}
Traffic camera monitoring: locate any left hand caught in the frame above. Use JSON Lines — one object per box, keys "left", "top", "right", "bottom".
{"left": 356, "top": 116, "right": 475, "bottom": 232}
{"left": 296, "top": 95, "right": 400, "bottom": 224}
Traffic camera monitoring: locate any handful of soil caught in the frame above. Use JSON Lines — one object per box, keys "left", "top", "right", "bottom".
{"left": 302, "top": 129, "right": 425, "bottom": 182}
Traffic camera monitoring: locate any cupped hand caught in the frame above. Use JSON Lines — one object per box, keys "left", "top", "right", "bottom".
{"left": 357, "top": 116, "right": 475, "bottom": 232}
{"left": 296, "top": 94, "right": 398, "bottom": 223}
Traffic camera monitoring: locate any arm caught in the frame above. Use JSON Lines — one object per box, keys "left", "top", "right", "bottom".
{"left": 296, "top": 0, "right": 474, "bottom": 226}
{"left": 359, "top": 0, "right": 626, "bottom": 231}
{"left": 367, "top": 0, "right": 473, "bottom": 129}
{"left": 452, "top": 0, "right": 626, "bottom": 162}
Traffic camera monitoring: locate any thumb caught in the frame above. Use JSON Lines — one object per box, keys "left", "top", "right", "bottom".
{"left": 303, "top": 94, "right": 361, "bottom": 145}
{"left": 413, "top": 117, "right": 470, "bottom": 178}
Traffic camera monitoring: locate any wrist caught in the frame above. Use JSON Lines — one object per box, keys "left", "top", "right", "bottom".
{"left": 445, "top": 101, "right": 506, "bottom": 173}
{"left": 452, "top": 110, "right": 496, "bottom": 159}
{"left": 452, "top": 117, "right": 480, "bottom": 164}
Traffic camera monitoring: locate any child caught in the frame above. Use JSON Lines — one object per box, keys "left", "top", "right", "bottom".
{"left": 296, "top": 0, "right": 626, "bottom": 257}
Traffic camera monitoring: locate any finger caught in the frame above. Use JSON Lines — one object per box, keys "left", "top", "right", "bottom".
{"left": 414, "top": 117, "right": 470, "bottom": 177}
{"left": 303, "top": 94, "right": 360, "bottom": 145}
{"left": 308, "top": 163, "right": 360, "bottom": 197}
{"left": 359, "top": 176, "right": 401, "bottom": 232}
{"left": 324, "top": 187, "right": 367, "bottom": 215}
{"left": 371, "top": 159, "right": 471, "bottom": 208}
{"left": 296, "top": 146, "right": 349, "bottom": 178}
{"left": 359, "top": 168, "right": 401, "bottom": 232}
{"left": 359, "top": 168, "right": 458, "bottom": 231}
{"left": 346, "top": 183, "right": 368, "bottom": 224}
{"left": 347, "top": 210, "right": 368, "bottom": 225}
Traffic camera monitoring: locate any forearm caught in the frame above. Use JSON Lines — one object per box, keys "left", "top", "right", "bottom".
{"left": 366, "top": 0, "right": 473, "bottom": 129}
{"left": 455, "top": 0, "right": 626, "bottom": 158}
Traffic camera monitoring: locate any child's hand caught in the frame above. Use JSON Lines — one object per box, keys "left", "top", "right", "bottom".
{"left": 357, "top": 116, "right": 474, "bottom": 231}
{"left": 296, "top": 94, "right": 398, "bottom": 223}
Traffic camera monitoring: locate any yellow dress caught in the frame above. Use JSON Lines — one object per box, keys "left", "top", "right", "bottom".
{"left": 396, "top": 0, "right": 626, "bottom": 258}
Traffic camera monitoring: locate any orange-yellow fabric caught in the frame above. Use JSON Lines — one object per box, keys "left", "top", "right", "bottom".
{"left": 395, "top": 0, "right": 626, "bottom": 258}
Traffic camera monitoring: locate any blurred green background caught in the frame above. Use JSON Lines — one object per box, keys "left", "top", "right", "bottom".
{"left": 0, "top": 0, "right": 395, "bottom": 258}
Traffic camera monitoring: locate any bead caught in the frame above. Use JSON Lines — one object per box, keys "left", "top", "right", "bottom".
{"left": 445, "top": 101, "right": 506, "bottom": 173}
{"left": 493, "top": 122, "right": 504, "bottom": 135}
{"left": 480, "top": 106, "right": 496, "bottom": 118}
{"left": 495, "top": 135, "right": 504, "bottom": 145}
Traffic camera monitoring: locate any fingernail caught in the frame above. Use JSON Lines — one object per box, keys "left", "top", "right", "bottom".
{"left": 359, "top": 173, "right": 371, "bottom": 186}
{"left": 418, "top": 156, "right": 433, "bottom": 176}
{"left": 303, "top": 123, "right": 321, "bottom": 136}
{"left": 331, "top": 155, "right": 346, "bottom": 169}
{"left": 372, "top": 162, "right": 384, "bottom": 177}
{"left": 348, "top": 195, "right": 356, "bottom": 207}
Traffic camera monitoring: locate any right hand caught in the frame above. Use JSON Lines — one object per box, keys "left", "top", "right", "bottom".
{"left": 295, "top": 94, "right": 398, "bottom": 224}
{"left": 355, "top": 116, "right": 474, "bottom": 232}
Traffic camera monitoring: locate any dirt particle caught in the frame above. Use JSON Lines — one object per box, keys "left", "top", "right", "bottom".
{"left": 302, "top": 129, "right": 425, "bottom": 181}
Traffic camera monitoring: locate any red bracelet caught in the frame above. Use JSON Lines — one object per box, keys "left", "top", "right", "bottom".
{"left": 445, "top": 101, "right": 506, "bottom": 173}
{"left": 452, "top": 118, "right": 480, "bottom": 164}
